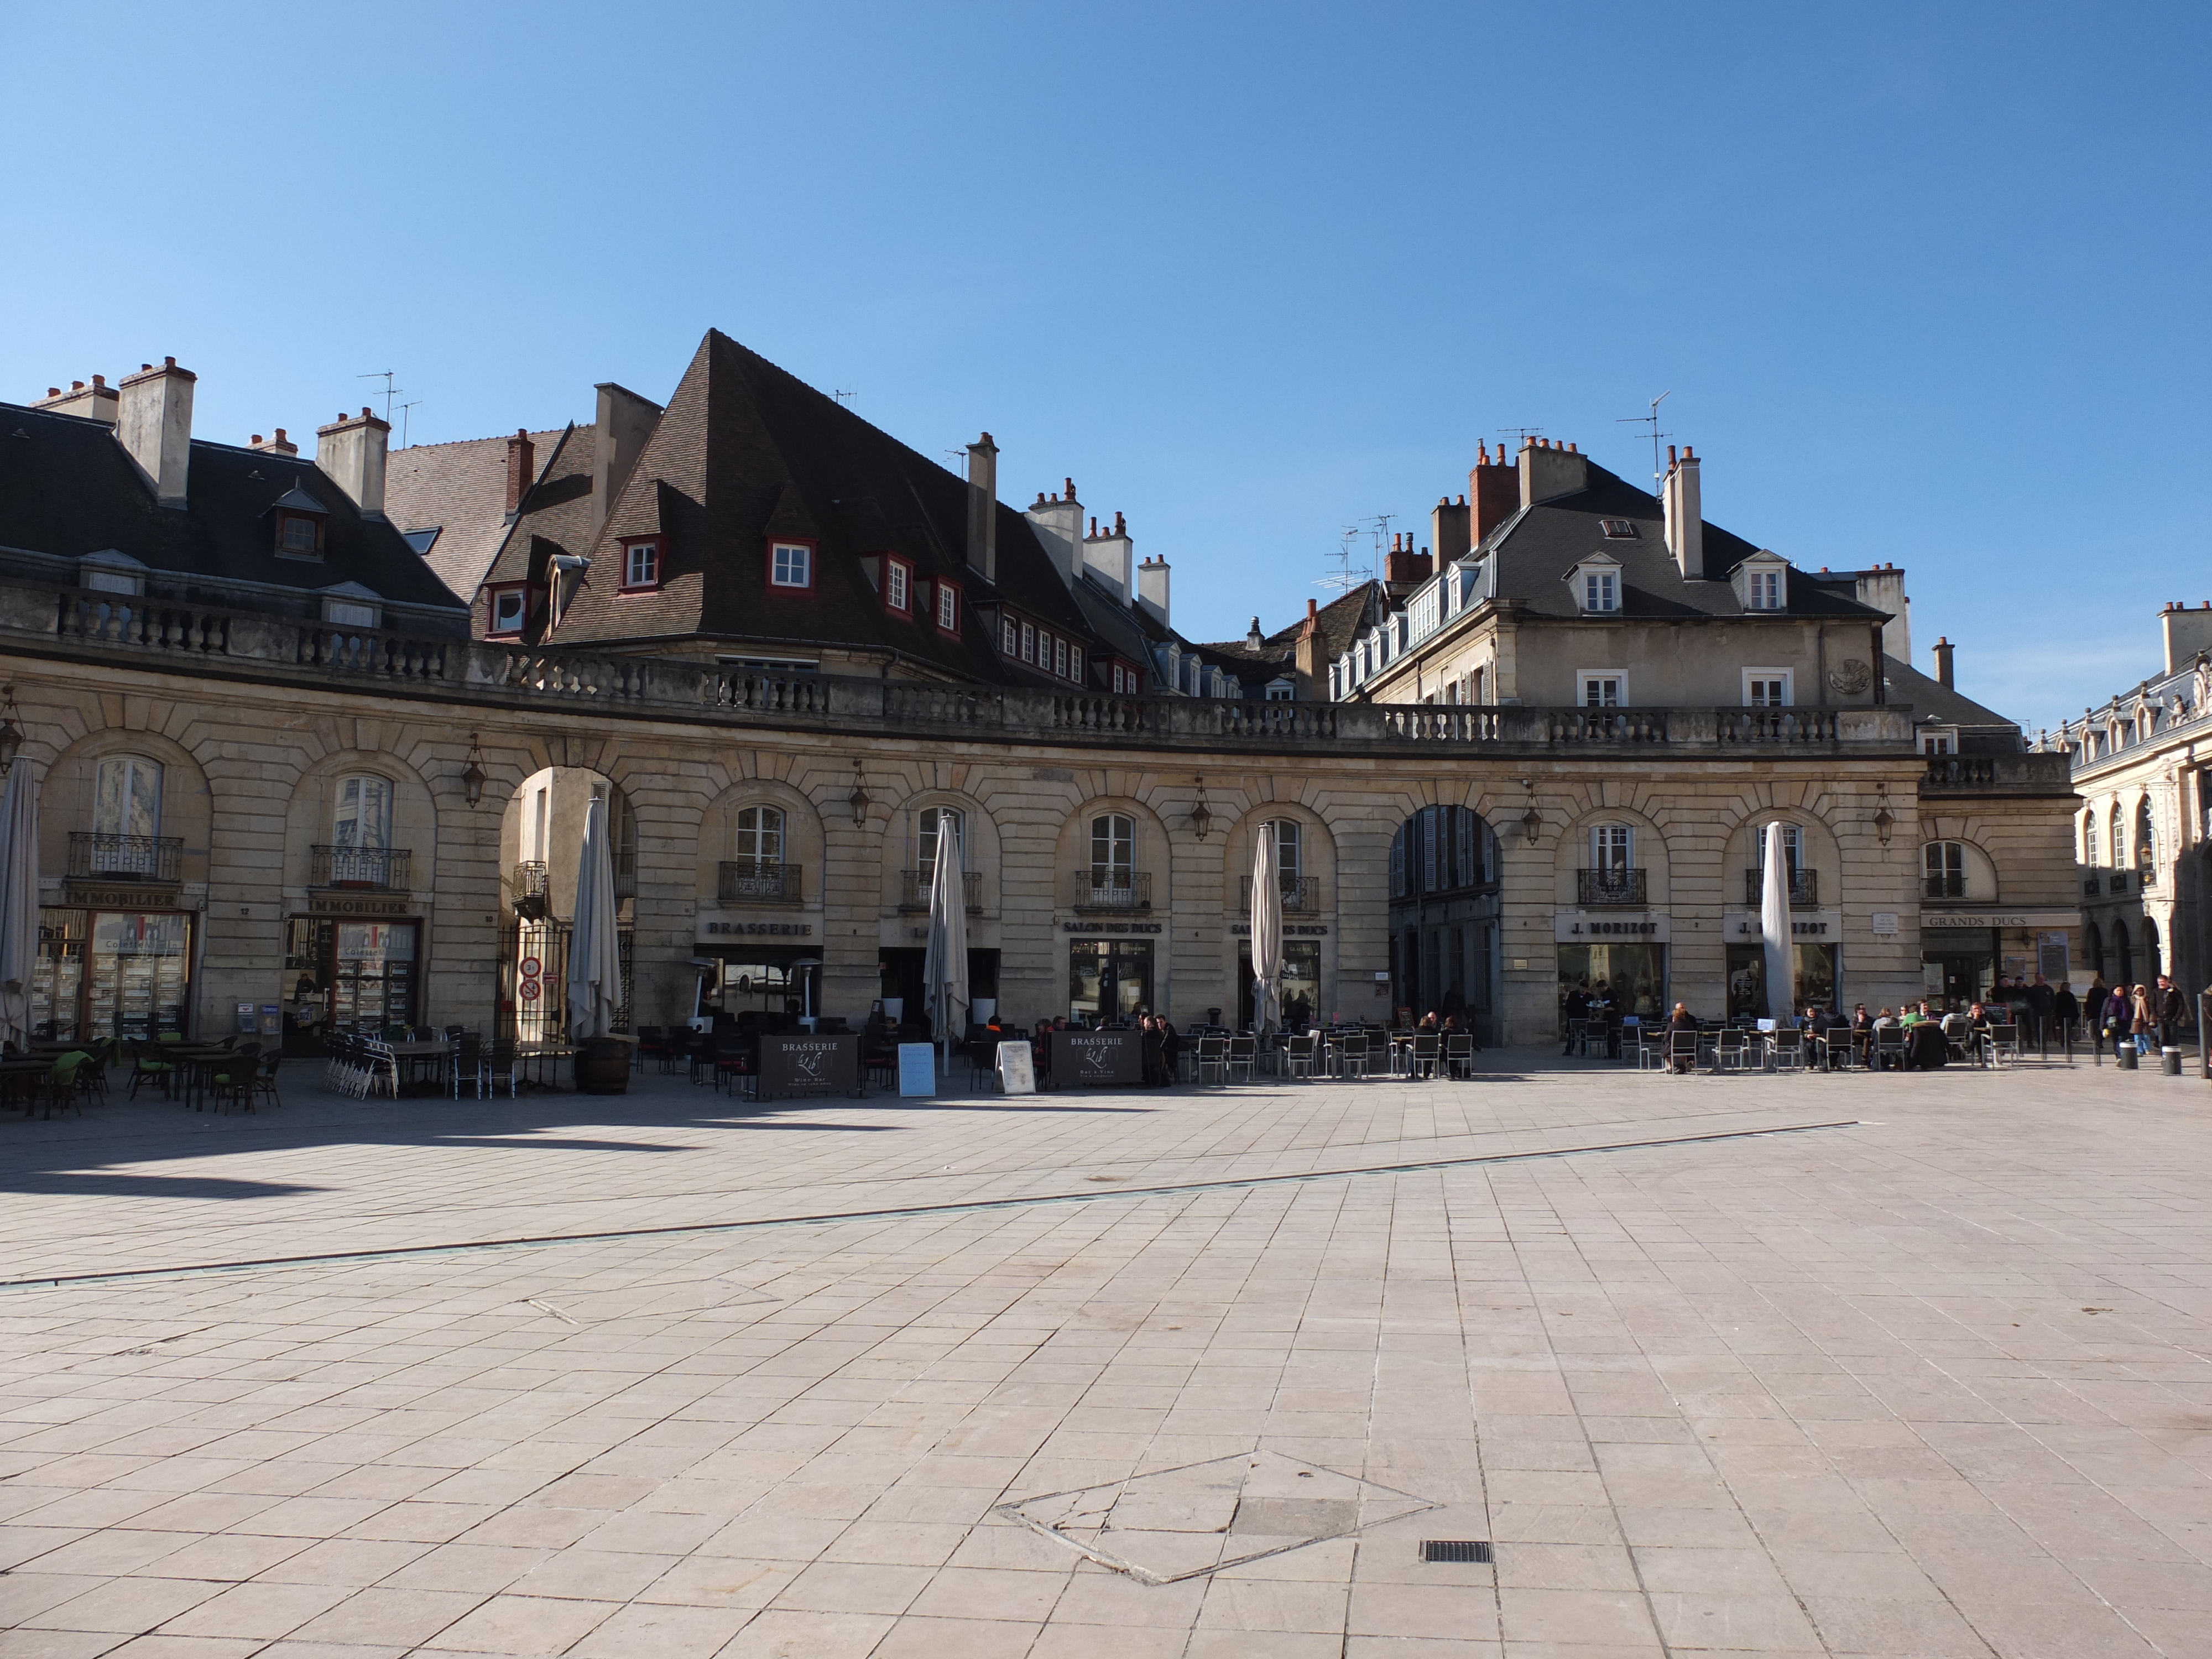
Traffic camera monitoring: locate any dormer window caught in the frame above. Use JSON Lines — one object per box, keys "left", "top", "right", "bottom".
{"left": 319, "top": 584, "right": 384, "bottom": 630}
{"left": 268, "top": 485, "right": 330, "bottom": 560}
{"left": 1734, "top": 550, "right": 1790, "bottom": 611}
{"left": 935, "top": 577, "right": 961, "bottom": 634}
{"left": 487, "top": 585, "right": 529, "bottom": 638}
{"left": 885, "top": 556, "right": 911, "bottom": 614}
{"left": 620, "top": 537, "right": 661, "bottom": 591}
{"left": 768, "top": 539, "right": 814, "bottom": 591}
{"left": 77, "top": 550, "right": 147, "bottom": 596}
{"left": 1568, "top": 551, "right": 1624, "bottom": 614}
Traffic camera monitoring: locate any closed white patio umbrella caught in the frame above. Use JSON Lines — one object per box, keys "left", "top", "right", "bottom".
{"left": 0, "top": 759, "right": 37, "bottom": 1049}
{"left": 1249, "top": 821, "right": 1284, "bottom": 1037}
{"left": 567, "top": 795, "right": 624, "bottom": 1041}
{"left": 922, "top": 825, "right": 969, "bottom": 1073}
{"left": 1760, "top": 821, "right": 1796, "bottom": 1022}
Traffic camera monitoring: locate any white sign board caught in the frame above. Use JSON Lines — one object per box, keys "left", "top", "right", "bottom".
{"left": 1870, "top": 911, "right": 1899, "bottom": 936}
{"left": 996, "top": 1040, "right": 1036, "bottom": 1096}
{"left": 897, "top": 1043, "right": 937, "bottom": 1098}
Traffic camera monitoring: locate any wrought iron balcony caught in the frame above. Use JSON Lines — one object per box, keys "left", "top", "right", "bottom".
{"left": 513, "top": 860, "right": 551, "bottom": 919}
{"left": 2082, "top": 873, "right": 2100, "bottom": 896}
{"left": 1279, "top": 874, "right": 1319, "bottom": 914}
{"left": 1577, "top": 868, "right": 1647, "bottom": 907}
{"left": 1744, "top": 867, "right": 1819, "bottom": 908}
{"left": 67, "top": 832, "right": 181, "bottom": 883}
{"left": 899, "top": 869, "right": 982, "bottom": 912}
{"left": 2106, "top": 869, "right": 2131, "bottom": 895}
{"left": 310, "top": 844, "right": 412, "bottom": 890}
{"left": 1069, "top": 869, "right": 1152, "bottom": 912}
{"left": 718, "top": 860, "right": 803, "bottom": 905}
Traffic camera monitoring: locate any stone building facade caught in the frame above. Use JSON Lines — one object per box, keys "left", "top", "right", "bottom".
{"left": 0, "top": 341, "right": 2081, "bottom": 1048}
{"left": 2049, "top": 602, "right": 2212, "bottom": 1006}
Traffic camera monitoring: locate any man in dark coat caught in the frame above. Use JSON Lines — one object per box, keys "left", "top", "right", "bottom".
{"left": 2026, "top": 975, "right": 2056, "bottom": 1045}
{"left": 2157, "top": 976, "right": 2186, "bottom": 1050}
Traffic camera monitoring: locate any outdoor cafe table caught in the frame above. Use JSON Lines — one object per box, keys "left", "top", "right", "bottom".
{"left": 1, "top": 1056, "right": 53, "bottom": 1115}
{"left": 384, "top": 1040, "right": 452, "bottom": 1095}
{"left": 519, "top": 1042, "right": 578, "bottom": 1091}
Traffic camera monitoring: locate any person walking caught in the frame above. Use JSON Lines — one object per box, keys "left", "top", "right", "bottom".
{"left": 2026, "top": 975, "right": 2055, "bottom": 1046}
{"left": 2053, "top": 981, "right": 2080, "bottom": 1047}
{"left": 2130, "top": 983, "right": 2154, "bottom": 1057}
{"left": 2156, "top": 975, "right": 2185, "bottom": 1051}
{"left": 2102, "top": 983, "right": 2131, "bottom": 1059}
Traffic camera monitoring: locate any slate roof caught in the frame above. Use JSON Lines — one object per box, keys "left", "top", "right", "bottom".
{"left": 494, "top": 331, "right": 1103, "bottom": 682}
{"left": 385, "top": 428, "right": 566, "bottom": 600}
{"left": 1482, "top": 460, "right": 1888, "bottom": 622}
{"left": 1881, "top": 655, "right": 2021, "bottom": 731}
{"left": 0, "top": 401, "right": 469, "bottom": 627}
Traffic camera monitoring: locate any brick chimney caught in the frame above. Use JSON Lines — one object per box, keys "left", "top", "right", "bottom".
{"left": 1383, "top": 533, "right": 1433, "bottom": 590}
{"left": 249, "top": 429, "right": 299, "bottom": 456}
{"left": 965, "top": 432, "right": 999, "bottom": 582}
{"left": 117, "top": 357, "right": 196, "bottom": 507}
{"left": 1431, "top": 494, "right": 1470, "bottom": 564}
{"left": 1662, "top": 444, "right": 1703, "bottom": 580}
{"left": 1933, "top": 636, "right": 1955, "bottom": 688}
{"left": 34, "top": 375, "right": 119, "bottom": 425}
{"left": 505, "top": 429, "right": 536, "bottom": 519}
{"left": 1468, "top": 443, "right": 1517, "bottom": 545}
{"left": 316, "top": 406, "right": 390, "bottom": 518}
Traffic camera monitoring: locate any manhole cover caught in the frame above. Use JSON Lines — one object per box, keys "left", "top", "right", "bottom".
{"left": 998, "top": 1450, "right": 1438, "bottom": 1584}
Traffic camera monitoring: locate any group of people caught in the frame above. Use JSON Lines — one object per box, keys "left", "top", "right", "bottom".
{"left": 2082, "top": 974, "right": 2188, "bottom": 1058}
{"left": 1560, "top": 979, "right": 1638, "bottom": 1058}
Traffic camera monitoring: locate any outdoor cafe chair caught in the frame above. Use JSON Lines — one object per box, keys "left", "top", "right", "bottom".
{"left": 1407, "top": 1032, "right": 1440, "bottom": 1079}
{"left": 484, "top": 1041, "right": 519, "bottom": 1098}
{"left": 1984, "top": 1023, "right": 2022, "bottom": 1067}
{"left": 1194, "top": 1035, "right": 1229, "bottom": 1086}
{"left": 1768, "top": 1027, "right": 1807, "bottom": 1072}
{"left": 1225, "top": 1034, "right": 1256, "bottom": 1083}
{"left": 450, "top": 1036, "right": 485, "bottom": 1099}
{"left": 1284, "top": 1032, "right": 1321, "bottom": 1080}
{"left": 1874, "top": 1026, "right": 1908, "bottom": 1071}
{"left": 1714, "top": 1027, "right": 1750, "bottom": 1072}
{"left": 1665, "top": 1029, "right": 1699, "bottom": 1074}
{"left": 1442, "top": 1032, "right": 1476, "bottom": 1079}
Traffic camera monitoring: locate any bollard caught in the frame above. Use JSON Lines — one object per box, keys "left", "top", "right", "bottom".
{"left": 2163, "top": 1047, "right": 2184, "bottom": 1077}
{"left": 2117, "top": 1044, "right": 2138, "bottom": 1071}
{"left": 2094, "top": 1025, "right": 2103, "bottom": 1066}
{"left": 2203, "top": 992, "right": 2212, "bottom": 1081}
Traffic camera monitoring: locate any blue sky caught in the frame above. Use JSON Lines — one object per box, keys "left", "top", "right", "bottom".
{"left": 4, "top": 2, "right": 2204, "bottom": 732}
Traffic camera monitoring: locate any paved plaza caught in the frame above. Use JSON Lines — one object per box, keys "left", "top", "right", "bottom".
{"left": 1, "top": 1052, "right": 2208, "bottom": 1658}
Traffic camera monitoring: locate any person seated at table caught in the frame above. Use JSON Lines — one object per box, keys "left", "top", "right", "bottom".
{"left": 1159, "top": 1017, "right": 1183, "bottom": 1084}
{"left": 1416, "top": 1011, "right": 1439, "bottom": 1033}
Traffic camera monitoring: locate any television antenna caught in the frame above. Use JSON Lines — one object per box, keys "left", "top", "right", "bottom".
{"left": 1616, "top": 390, "right": 1671, "bottom": 484}
{"left": 356, "top": 371, "right": 404, "bottom": 424}
{"left": 1496, "top": 426, "right": 1543, "bottom": 448}
{"left": 1317, "top": 515, "right": 1387, "bottom": 595}
{"left": 397, "top": 400, "right": 422, "bottom": 448}
{"left": 833, "top": 388, "right": 857, "bottom": 406}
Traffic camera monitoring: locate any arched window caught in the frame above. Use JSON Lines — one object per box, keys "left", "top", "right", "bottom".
{"left": 1922, "top": 841, "right": 1965, "bottom": 901}
{"left": 1389, "top": 824, "right": 1407, "bottom": 899}
{"left": 1273, "top": 820, "right": 1302, "bottom": 884}
{"left": 2135, "top": 796, "right": 2156, "bottom": 873}
{"left": 91, "top": 754, "right": 164, "bottom": 875}
{"left": 2083, "top": 810, "right": 2099, "bottom": 867}
{"left": 2109, "top": 803, "right": 2125, "bottom": 870}
{"left": 917, "top": 806, "right": 962, "bottom": 874}
{"left": 733, "top": 806, "right": 784, "bottom": 873}
{"left": 1089, "top": 813, "right": 1135, "bottom": 887}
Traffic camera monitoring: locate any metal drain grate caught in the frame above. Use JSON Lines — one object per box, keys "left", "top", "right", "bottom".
{"left": 1422, "top": 1540, "right": 1494, "bottom": 1564}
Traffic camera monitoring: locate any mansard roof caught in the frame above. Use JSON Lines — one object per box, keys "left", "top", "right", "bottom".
{"left": 1483, "top": 460, "right": 1888, "bottom": 622}
{"left": 386, "top": 427, "right": 566, "bottom": 599}
{"left": 0, "top": 401, "right": 468, "bottom": 624}
{"left": 486, "top": 330, "right": 1102, "bottom": 682}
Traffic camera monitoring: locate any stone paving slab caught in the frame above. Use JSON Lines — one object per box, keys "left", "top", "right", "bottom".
{"left": 1, "top": 1053, "right": 2208, "bottom": 1656}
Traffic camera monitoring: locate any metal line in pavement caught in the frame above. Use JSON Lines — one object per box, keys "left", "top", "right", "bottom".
{"left": 0, "top": 1119, "right": 1860, "bottom": 1292}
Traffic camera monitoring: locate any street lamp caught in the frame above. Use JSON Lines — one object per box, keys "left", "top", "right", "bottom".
{"left": 1872, "top": 783, "right": 1895, "bottom": 847}
{"left": 0, "top": 686, "right": 20, "bottom": 776}
{"left": 1519, "top": 779, "right": 1542, "bottom": 844}
{"left": 848, "top": 760, "right": 872, "bottom": 827}
{"left": 1189, "top": 776, "right": 1214, "bottom": 841}
{"left": 460, "top": 733, "right": 487, "bottom": 808}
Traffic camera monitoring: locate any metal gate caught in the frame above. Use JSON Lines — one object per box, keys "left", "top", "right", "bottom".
{"left": 495, "top": 920, "right": 633, "bottom": 1042}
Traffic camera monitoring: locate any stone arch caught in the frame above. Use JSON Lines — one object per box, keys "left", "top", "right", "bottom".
{"left": 39, "top": 725, "right": 215, "bottom": 889}
{"left": 1553, "top": 799, "right": 1673, "bottom": 910}
{"left": 282, "top": 745, "right": 439, "bottom": 898}
{"left": 884, "top": 787, "right": 1002, "bottom": 916}
{"left": 696, "top": 777, "right": 826, "bottom": 911}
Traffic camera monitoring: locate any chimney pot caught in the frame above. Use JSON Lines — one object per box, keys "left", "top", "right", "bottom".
{"left": 164, "top": 356, "right": 176, "bottom": 369}
{"left": 274, "top": 428, "right": 286, "bottom": 444}
{"left": 251, "top": 434, "right": 263, "bottom": 445}
{"left": 1088, "top": 516, "right": 1097, "bottom": 537}
{"left": 1932, "top": 636, "right": 1955, "bottom": 690}
{"left": 1307, "top": 598, "right": 1317, "bottom": 620}
{"left": 142, "top": 363, "right": 153, "bottom": 371}
{"left": 1114, "top": 510, "right": 1125, "bottom": 535}
{"left": 1065, "top": 477, "right": 1076, "bottom": 499}
{"left": 46, "top": 388, "right": 59, "bottom": 398}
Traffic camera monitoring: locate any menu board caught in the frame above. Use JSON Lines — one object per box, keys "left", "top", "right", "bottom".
{"left": 1051, "top": 1029, "right": 1143, "bottom": 1086}
{"left": 759, "top": 1034, "right": 858, "bottom": 1099}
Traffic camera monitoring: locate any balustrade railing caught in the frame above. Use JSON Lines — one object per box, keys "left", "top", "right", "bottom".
{"left": 899, "top": 869, "right": 983, "bottom": 912}
{"left": 1068, "top": 869, "right": 1152, "bottom": 912}
{"left": 310, "top": 844, "right": 412, "bottom": 890}
{"left": 67, "top": 832, "right": 182, "bottom": 882}
{"left": 1578, "top": 868, "right": 1648, "bottom": 906}
{"left": 1744, "top": 867, "right": 1819, "bottom": 907}
{"left": 717, "top": 860, "right": 803, "bottom": 904}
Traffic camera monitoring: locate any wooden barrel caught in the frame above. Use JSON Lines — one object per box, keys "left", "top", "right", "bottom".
{"left": 576, "top": 1037, "right": 633, "bottom": 1094}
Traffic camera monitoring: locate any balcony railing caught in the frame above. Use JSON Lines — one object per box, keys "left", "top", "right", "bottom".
{"left": 1070, "top": 869, "right": 1152, "bottom": 912}
{"left": 1279, "top": 874, "right": 1319, "bottom": 914}
{"left": 2083, "top": 874, "right": 2100, "bottom": 896}
{"left": 718, "top": 860, "right": 802, "bottom": 905}
{"left": 899, "top": 869, "right": 982, "bottom": 912}
{"left": 310, "top": 844, "right": 412, "bottom": 890}
{"left": 513, "top": 860, "right": 550, "bottom": 919}
{"left": 1744, "top": 867, "right": 1819, "bottom": 908}
{"left": 67, "top": 832, "right": 182, "bottom": 883}
{"left": 1578, "top": 868, "right": 1648, "bottom": 907}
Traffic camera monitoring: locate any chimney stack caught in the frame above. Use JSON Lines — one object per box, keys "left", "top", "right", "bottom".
{"left": 1384, "top": 536, "right": 1433, "bottom": 590}
{"left": 315, "top": 406, "right": 390, "bottom": 517}
{"left": 1518, "top": 434, "right": 1589, "bottom": 512}
{"left": 1024, "top": 477, "right": 1084, "bottom": 587}
{"left": 34, "top": 374, "right": 120, "bottom": 425}
{"left": 249, "top": 429, "right": 299, "bottom": 456}
{"left": 1136, "top": 555, "right": 1171, "bottom": 627}
{"left": 505, "top": 428, "right": 536, "bottom": 518}
{"left": 1294, "top": 597, "right": 1320, "bottom": 692}
{"left": 116, "top": 357, "right": 196, "bottom": 507}
{"left": 591, "top": 382, "right": 661, "bottom": 538}
{"left": 1468, "top": 443, "right": 1518, "bottom": 546}
{"left": 1431, "top": 493, "right": 1470, "bottom": 564}
{"left": 2159, "top": 601, "right": 2212, "bottom": 672}
{"left": 1662, "top": 444, "right": 1703, "bottom": 580}
{"left": 1932, "top": 636, "right": 1955, "bottom": 689}
{"left": 965, "top": 432, "right": 999, "bottom": 582}
{"left": 1081, "top": 508, "right": 1134, "bottom": 603}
